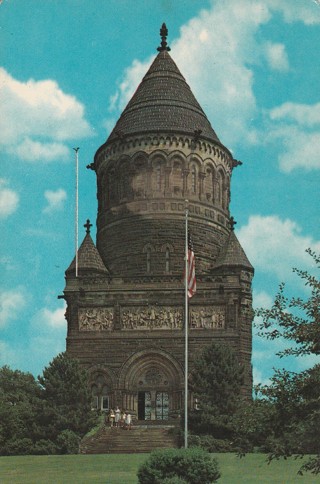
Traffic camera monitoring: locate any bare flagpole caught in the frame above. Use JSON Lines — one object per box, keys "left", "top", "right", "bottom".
{"left": 73, "top": 147, "right": 80, "bottom": 278}
{"left": 184, "top": 199, "right": 189, "bottom": 449}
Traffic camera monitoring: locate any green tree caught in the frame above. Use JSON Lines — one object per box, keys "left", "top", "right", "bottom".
{"left": 38, "top": 352, "right": 97, "bottom": 451}
{"left": 0, "top": 366, "right": 43, "bottom": 455}
{"left": 255, "top": 249, "right": 320, "bottom": 474}
{"left": 0, "top": 354, "right": 98, "bottom": 455}
{"left": 188, "top": 343, "right": 244, "bottom": 448}
{"left": 256, "top": 249, "right": 320, "bottom": 357}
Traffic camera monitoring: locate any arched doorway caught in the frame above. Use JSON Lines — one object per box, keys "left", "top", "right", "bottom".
{"left": 119, "top": 350, "right": 184, "bottom": 421}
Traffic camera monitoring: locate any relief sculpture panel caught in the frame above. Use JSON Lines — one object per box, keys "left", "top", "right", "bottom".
{"left": 190, "top": 306, "right": 225, "bottom": 329}
{"left": 79, "top": 308, "right": 114, "bottom": 331}
{"left": 121, "top": 306, "right": 182, "bottom": 330}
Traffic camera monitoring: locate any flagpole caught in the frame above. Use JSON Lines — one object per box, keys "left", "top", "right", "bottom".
{"left": 73, "top": 147, "right": 79, "bottom": 278}
{"left": 184, "top": 199, "right": 189, "bottom": 449}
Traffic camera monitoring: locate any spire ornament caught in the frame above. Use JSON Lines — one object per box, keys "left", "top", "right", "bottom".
{"left": 157, "top": 23, "right": 171, "bottom": 52}
{"left": 84, "top": 219, "right": 92, "bottom": 234}
{"left": 229, "top": 216, "right": 237, "bottom": 231}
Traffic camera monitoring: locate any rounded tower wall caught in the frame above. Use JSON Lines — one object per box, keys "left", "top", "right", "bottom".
{"left": 96, "top": 134, "right": 232, "bottom": 277}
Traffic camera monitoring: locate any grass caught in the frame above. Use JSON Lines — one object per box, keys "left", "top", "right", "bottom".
{"left": 0, "top": 453, "right": 319, "bottom": 484}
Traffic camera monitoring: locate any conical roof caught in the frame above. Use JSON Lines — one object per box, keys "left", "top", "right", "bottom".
{"left": 106, "top": 49, "right": 220, "bottom": 144}
{"left": 214, "top": 230, "right": 253, "bottom": 271}
{"left": 66, "top": 233, "right": 109, "bottom": 276}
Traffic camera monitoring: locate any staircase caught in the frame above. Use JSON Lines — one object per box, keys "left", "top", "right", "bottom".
{"left": 80, "top": 422, "right": 179, "bottom": 454}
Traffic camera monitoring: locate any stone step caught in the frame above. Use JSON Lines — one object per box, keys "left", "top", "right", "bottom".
{"left": 80, "top": 425, "right": 179, "bottom": 454}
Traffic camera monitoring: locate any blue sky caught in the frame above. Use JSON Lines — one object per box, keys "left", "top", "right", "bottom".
{"left": 1, "top": 0, "right": 319, "bottom": 385}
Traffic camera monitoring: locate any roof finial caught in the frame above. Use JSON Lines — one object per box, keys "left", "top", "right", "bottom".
{"left": 157, "top": 23, "right": 171, "bottom": 52}
{"left": 229, "top": 216, "right": 237, "bottom": 231}
{"left": 84, "top": 219, "right": 92, "bottom": 234}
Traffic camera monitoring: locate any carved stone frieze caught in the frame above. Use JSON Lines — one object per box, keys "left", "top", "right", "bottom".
{"left": 121, "top": 306, "right": 182, "bottom": 330}
{"left": 78, "top": 308, "right": 114, "bottom": 331}
{"left": 190, "top": 306, "right": 225, "bottom": 329}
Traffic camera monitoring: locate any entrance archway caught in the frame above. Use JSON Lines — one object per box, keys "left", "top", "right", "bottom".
{"left": 119, "top": 349, "right": 184, "bottom": 420}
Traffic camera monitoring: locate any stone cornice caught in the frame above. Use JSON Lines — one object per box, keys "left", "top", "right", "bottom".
{"left": 94, "top": 132, "right": 235, "bottom": 173}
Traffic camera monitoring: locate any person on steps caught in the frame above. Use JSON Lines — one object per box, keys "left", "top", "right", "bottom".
{"left": 109, "top": 409, "right": 115, "bottom": 427}
{"left": 115, "top": 406, "right": 121, "bottom": 428}
{"left": 125, "top": 412, "right": 132, "bottom": 430}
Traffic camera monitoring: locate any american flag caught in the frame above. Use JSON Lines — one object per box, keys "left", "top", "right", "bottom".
{"left": 187, "top": 232, "right": 196, "bottom": 298}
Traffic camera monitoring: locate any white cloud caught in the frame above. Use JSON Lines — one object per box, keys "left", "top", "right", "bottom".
{"left": 27, "top": 303, "right": 67, "bottom": 372}
{"left": 0, "top": 288, "right": 26, "bottom": 328}
{"left": 43, "top": 306, "right": 66, "bottom": 328}
{"left": 12, "top": 138, "right": 70, "bottom": 163}
{"left": 106, "top": 0, "right": 320, "bottom": 148}
{"left": 32, "top": 303, "right": 66, "bottom": 329}
{"left": 253, "top": 290, "right": 273, "bottom": 310}
{"left": 43, "top": 188, "right": 67, "bottom": 213}
{"left": 267, "top": 102, "right": 320, "bottom": 171}
{"left": 270, "top": 102, "right": 320, "bottom": 126}
{"left": 264, "top": 42, "right": 289, "bottom": 71}
{"left": 0, "top": 178, "right": 19, "bottom": 218}
{"left": 237, "top": 215, "right": 320, "bottom": 280}
{"left": 0, "top": 67, "right": 93, "bottom": 162}
{"left": 0, "top": 304, "right": 67, "bottom": 374}
{"left": 0, "top": 340, "right": 20, "bottom": 369}
{"left": 108, "top": 0, "right": 267, "bottom": 146}
{"left": 277, "top": 128, "right": 320, "bottom": 172}
{"left": 268, "top": 0, "right": 320, "bottom": 25}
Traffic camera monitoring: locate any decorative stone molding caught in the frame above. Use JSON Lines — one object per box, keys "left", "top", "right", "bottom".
{"left": 190, "top": 306, "right": 225, "bottom": 329}
{"left": 121, "top": 306, "right": 183, "bottom": 330}
{"left": 95, "top": 133, "right": 235, "bottom": 174}
{"left": 78, "top": 308, "right": 114, "bottom": 331}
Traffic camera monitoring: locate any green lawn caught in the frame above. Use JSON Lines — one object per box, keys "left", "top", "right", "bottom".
{"left": 0, "top": 453, "right": 319, "bottom": 484}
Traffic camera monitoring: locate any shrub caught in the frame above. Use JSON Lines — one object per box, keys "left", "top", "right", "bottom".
{"left": 162, "top": 478, "right": 188, "bottom": 484}
{"left": 188, "top": 434, "right": 232, "bottom": 453}
{"left": 137, "top": 447, "right": 220, "bottom": 484}
{"left": 4, "top": 438, "right": 34, "bottom": 456}
{"left": 33, "top": 439, "right": 57, "bottom": 455}
{"left": 56, "top": 429, "right": 80, "bottom": 454}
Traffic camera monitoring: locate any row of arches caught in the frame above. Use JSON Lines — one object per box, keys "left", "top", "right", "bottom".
{"left": 98, "top": 151, "right": 230, "bottom": 211}
{"left": 99, "top": 133, "right": 232, "bottom": 169}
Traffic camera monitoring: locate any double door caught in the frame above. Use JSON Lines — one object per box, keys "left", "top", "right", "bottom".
{"left": 138, "top": 391, "right": 169, "bottom": 420}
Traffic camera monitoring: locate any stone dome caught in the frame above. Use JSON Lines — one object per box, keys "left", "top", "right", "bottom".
{"left": 105, "top": 49, "right": 220, "bottom": 145}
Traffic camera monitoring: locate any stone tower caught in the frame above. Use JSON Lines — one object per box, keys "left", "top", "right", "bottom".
{"left": 63, "top": 24, "right": 254, "bottom": 420}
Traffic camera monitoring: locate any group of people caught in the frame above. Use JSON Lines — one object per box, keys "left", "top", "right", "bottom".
{"left": 107, "top": 406, "right": 132, "bottom": 430}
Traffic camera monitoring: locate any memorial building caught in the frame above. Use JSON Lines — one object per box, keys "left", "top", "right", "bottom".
{"left": 63, "top": 25, "right": 254, "bottom": 421}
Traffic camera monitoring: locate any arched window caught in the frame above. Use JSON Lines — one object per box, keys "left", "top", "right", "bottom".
{"left": 191, "top": 165, "right": 197, "bottom": 193}
{"left": 101, "top": 385, "right": 109, "bottom": 411}
{"left": 108, "top": 169, "right": 115, "bottom": 203}
{"left": 118, "top": 173, "right": 125, "bottom": 201}
{"left": 165, "top": 247, "right": 170, "bottom": 273}
{"left": 91, "top": 384, "right": 99, "bottom": 410}
{"left": 143, "top": 244, "right": 154, "bottom": 274}
{"left": 91, "top": 380, "right": 110, "bottom": 411}
{"left": 172, "top": 160, "right": 182, "bottom": 195}
{"left": 155, "top": 163, "right": 161, "bottom": 191}
{"left": 216, "top": 172, "right": 222, "bottom": 205}
{"left": 204, "top": 167, "right": 214, "bottom": 202}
